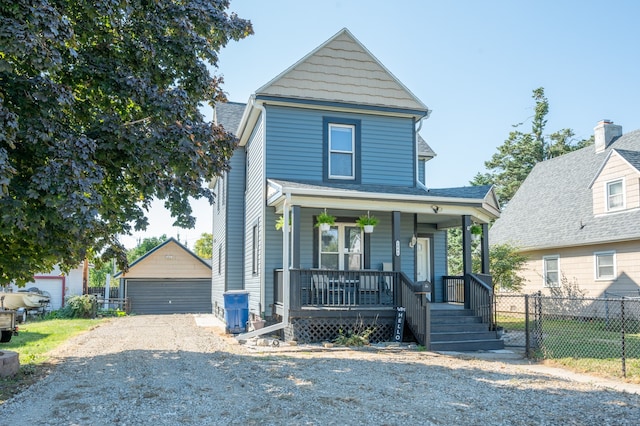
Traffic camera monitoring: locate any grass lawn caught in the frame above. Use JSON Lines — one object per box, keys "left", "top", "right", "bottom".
{"left": 497, "top": 313, "right": 640, "bottom": 382}
{"left": 0, "top": 317, "right": 104, "bottom": 403}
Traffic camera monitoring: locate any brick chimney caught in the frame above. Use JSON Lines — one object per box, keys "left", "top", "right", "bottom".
{"left": 594, "top": 120, "right": 622, "bottom": 153}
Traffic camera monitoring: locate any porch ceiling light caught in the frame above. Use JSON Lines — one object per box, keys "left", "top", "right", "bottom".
{"left": 431, "top": 205, "right": 440, "bottom": 213}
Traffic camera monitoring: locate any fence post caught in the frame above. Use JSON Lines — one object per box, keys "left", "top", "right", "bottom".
{"left": 525, "top": 294, "right": 530, "bottom": 358}
{"left": 621, "top": 298, "right": 626, "bottom": 378}
{"left": 534, "top": 291, "right": 543, "bottom": 354}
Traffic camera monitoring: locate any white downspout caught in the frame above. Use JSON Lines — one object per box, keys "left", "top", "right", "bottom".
{"left": 415, "top": 117, "right": 427, "bottom": 190}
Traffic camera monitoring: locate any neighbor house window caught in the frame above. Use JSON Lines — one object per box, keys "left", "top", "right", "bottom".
{"left": 607, "top": 179, "right": 624, "bottom": 211}
{"left": 218, "top": 246, "right": 222, "bottom": 275}
{"left": 595, "top": 251, "right": 616, "bottom": 280}
{"left": 543, "top": 255, "right": 560, "bottom": 287}
{"left": 252, "top": 224, "right": 259, "bottom": 275}
{"left": 323, "top": 118, "right": 360, "bottom": 183}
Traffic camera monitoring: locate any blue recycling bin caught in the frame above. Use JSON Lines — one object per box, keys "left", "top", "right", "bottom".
{"left": 223, "top": 290, "right": 249, "bottom": 334}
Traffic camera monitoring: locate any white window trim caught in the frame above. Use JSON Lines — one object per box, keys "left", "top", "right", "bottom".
{"left": 605, "top": 178, "right": 625, "bottom": 212}
{"left": 542, "top": 255, "right": 560, "bottom": 288}
{"left": 328, "top": 123, "right": 355, "bottom": 180}
{"left": 594, "top": 251, "right": 616, "bottom": 281}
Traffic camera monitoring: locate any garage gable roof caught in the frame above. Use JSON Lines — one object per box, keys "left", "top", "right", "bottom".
{"left": 115, "top": 238, "right": 211, "bottom": 278}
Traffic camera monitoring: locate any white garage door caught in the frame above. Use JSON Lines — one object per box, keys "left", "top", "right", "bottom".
{"left": 32, "top": 277, "right": 65, "bottom": 310}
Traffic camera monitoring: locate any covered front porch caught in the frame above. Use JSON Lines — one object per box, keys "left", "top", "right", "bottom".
{"left": 266, "top": 179, "right": 500, "bottom": 346}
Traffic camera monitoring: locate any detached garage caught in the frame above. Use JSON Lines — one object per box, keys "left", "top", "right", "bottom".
{"left": 116, "top": 238, "right": 212, "bottom": 315}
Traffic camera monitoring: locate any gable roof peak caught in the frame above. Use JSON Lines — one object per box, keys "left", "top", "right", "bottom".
{"left": 255, "top": 28, "right": 430, "bottom": 114}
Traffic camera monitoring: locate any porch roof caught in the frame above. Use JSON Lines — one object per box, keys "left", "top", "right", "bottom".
{"left": 267, "top": 179, "right": 501, "bottom": 226}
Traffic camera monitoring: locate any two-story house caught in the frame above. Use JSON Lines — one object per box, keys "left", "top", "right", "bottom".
{"left": 212, "top": 29, "right": 501, "bottom": 348}
{"left": 491, "top": 120, "right": 640, "bottom": 297}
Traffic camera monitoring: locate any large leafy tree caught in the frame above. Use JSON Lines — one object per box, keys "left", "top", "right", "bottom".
{"left": 471, "top": 87, "right": 592, "bottom": 205}
{"left": 0, "top": 1, "right": 252, "bottom": 285}
{"left": 193, "top": 232, "right": 212, "bottom": 259}
{"left": 126, "top": 235, "right": 168, "bottom": 263}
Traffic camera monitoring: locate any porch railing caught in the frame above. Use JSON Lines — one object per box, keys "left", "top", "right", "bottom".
{"left": 275, "top": 269, "right": 396, "bottom": 309}
{"left": 443, "top": 274, "right": 495, "bottom": 328}
{"left": 443, "top": 276, "right": 464, "bottom": 303}
{"left": 468, "top": 273, "right": 494, "bottom": 328}
{"left": 398, "top": 272, "right": 430, "bottom": 348}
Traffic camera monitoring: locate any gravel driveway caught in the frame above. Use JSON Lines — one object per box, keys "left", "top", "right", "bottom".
{"left": 1, "top": 314, "right": 639, "bottom": 425}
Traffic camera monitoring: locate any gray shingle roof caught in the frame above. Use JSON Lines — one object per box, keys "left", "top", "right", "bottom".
{"left": 616, "top": 149, "right": 640, "bottom": 171}
{"left": 418, "top": 134, "right": 436, "bottom": 158}
{"left": 490, "top": 129, "right": 640, "bottom": 251}
{"left": 214, "top": 102, "right": 246, "bottom": 135}
{"left": 269, "top": 178, "right": 492, "bottom": 201}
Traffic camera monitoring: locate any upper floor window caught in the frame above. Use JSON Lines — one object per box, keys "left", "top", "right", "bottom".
{"left": 543, "top": 255, "right": 559, "bottom": 288}
{"left": 595, "top": 251, "right": 616, "bottom": 280}
{"left": 323, "top": 117, "right": 361, "bottom": 183}
{"left": 329, "top": 124, "right": 355, "bottom": 179}
{"left": 607, "top": 179, "right": 624, "bottom": 211}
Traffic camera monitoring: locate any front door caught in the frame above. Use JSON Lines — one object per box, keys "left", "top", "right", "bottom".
{"left": 416, "top": 237, "right": 431, "bottom": 282}
{"left": 319, "top": 224, "right": 362, "bottom": 270}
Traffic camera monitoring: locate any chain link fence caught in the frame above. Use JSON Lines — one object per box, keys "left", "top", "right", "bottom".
{"left": 495, "top": 292, "right": 640, "bottom": 378}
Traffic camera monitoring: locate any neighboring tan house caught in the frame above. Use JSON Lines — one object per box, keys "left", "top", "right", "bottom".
{"left": 491, "top": 120, "right": 640, "bottom": 298}
{"left": 115, "top": 238, "right": 212, "bottom": 314}
{"left": 212, "top": 29, "right": 501, "bottom": 348}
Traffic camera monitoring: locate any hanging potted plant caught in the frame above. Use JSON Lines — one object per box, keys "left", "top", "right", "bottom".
{"left": 470, "top": 224, "right": 482, "bottom": 241}
{"left": 315, "top": 209, "right": 336, "bottom": 232}
{"left": 275, "top": 215, "right": 290, "bottom": 231}
{"left": 356, "top": 212, "right": 379, "bottom": 233}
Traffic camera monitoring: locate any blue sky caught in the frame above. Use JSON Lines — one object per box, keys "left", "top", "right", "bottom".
{"left": 121, "top": 0, "right": 640, "bottom": 248}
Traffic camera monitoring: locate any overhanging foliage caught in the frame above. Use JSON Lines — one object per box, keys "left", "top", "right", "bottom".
{"left": 0, "top": 0, "right": 252, "bottom": 285}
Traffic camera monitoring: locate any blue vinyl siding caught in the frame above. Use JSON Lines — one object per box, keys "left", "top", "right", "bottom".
{"left": 432, "top": 231, "right": 447, "bottom": 303}
{"left": 212, "top": 149, "right": 247, "bottom": 317}
{"left": 265, "top": 105, "right": 415, "bottom": 187}
{"left": 212, "top": 175, "right": 226, "bottom": 317}
{"left": 418, "top": 159, "right": 426, "bottom": 186}
{"left": 244, "top": 115, "right": 265, "bottom": 316}
{"left": 226, "top": 149, "right": 246, "bottom": 290}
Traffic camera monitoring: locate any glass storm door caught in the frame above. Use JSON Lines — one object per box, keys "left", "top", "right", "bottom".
{"left": 319, "top": 224, "right": 362, "bottom": 270}
{"left": 416, "top": 237, "right": 431, "bottom": 282}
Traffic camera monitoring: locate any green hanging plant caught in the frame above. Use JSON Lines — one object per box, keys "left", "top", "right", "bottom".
{"left": 315, "top": 210, "right": 336, "bottom": 228}
{"left": 356, "top": 214, "right": 379, "bottom": 228}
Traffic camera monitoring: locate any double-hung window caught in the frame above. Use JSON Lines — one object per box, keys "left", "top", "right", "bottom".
{"left": 606, "top": 179, "right": 624, "bottom": 211}
{"left": 595, "top": 251, "right": 616, "bottom": 280}
{"left": 328, "top": 124, "right": 355, "bottom": 179}
{"left": 324, "top": 117, "right": 360, "bottom": 183}
{"left": 543, "top": 255, "right": 560, "bottom": 287}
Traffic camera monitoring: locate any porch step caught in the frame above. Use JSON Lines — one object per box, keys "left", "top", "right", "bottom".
{"left": 431, "top": 323, "right": 489, "bottom": 333}
{"left": 431, "top": 315, "right": 482, "bottom": 324}
{"left": 429, "top": 308, "right": 504, "bottom": 352}
{"left": 431, "top": 331, "right": 499, "bottom": 342}
{"left": 431, "top": 338, "right": 505, "bottom": 352}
